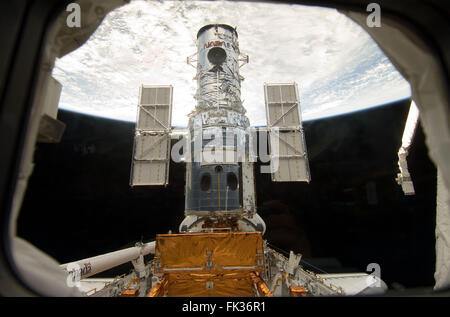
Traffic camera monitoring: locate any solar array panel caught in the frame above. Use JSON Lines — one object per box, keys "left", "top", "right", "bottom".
{"left": 130, "top": 85, "right": 173, "bottom": 186}
{"left": 264, "top": 83, "right": 310, "bottom": 182}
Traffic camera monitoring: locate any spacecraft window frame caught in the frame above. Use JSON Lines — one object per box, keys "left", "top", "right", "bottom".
{"left": 0, "top": 0, "right": 449, "bottom": 297}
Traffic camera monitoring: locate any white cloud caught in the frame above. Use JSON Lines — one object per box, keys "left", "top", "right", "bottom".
{"left": 53, "top": 0, "right": 411, "bottom": 127}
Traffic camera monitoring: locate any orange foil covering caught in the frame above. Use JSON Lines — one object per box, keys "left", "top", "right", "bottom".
{"left": 153, "top": 232, "right": 265, "bottom": 297}
{"left": 289, "top": 285, "right": 307, "bottom": 297}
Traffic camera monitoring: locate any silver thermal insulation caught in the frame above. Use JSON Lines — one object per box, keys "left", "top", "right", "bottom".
{"left": 183, "top": 25, "right": 257, "bottom": 218}
{"left": 195, "top": 25, "right": 245, "bottom": 115}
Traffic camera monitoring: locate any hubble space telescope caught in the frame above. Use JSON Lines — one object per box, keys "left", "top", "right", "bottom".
{"left": 129, "top": 24, "right": 310, "bottom": 235}
{"left": 63, "top": 24, "right": 386, "bottom": 297}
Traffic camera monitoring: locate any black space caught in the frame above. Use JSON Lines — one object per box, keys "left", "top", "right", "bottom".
{"left": 17, "top": 98, "right": 437, "bottom": 289}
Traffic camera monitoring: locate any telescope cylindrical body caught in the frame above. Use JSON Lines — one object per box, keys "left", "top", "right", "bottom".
{"left": 184, "top": 24, "right": 250, "bottom": 217}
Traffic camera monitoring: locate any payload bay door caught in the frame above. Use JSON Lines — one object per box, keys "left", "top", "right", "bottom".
{"left": 264, "top": 83, "right": 310, "bottom": 182}
{"left": 130, "top": 85, "right": 173, "bottom": 186}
